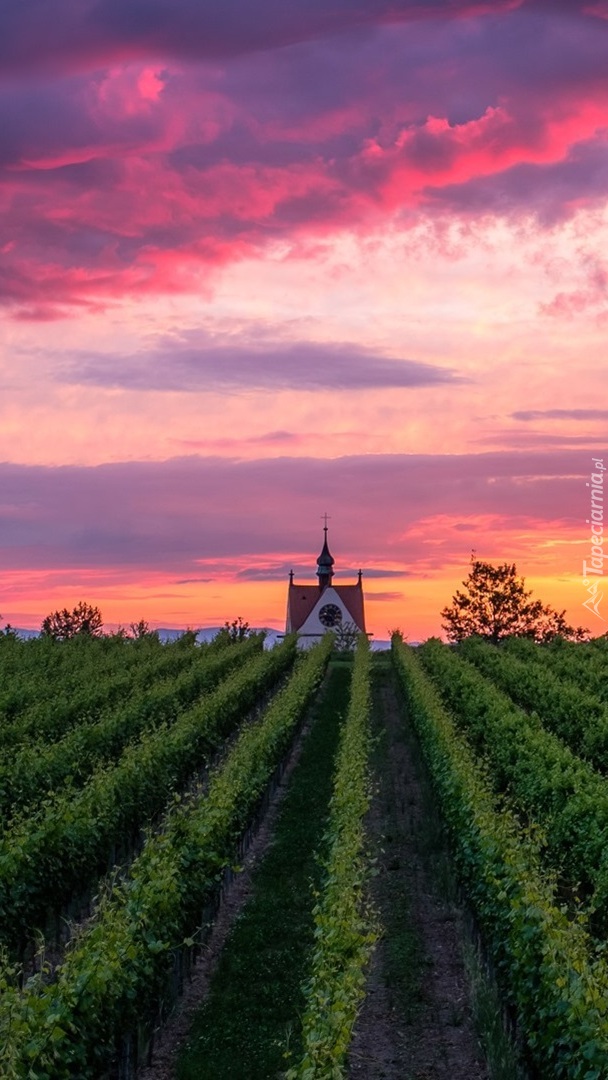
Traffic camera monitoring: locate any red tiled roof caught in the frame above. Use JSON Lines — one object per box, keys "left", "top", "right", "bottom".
{"left": 334, "top": 584, "right": 366, "bottom": 632}
{"left": 286, "top": 585, "right": 319, "bottom": 632}
{"left": 287, "top": 582, "right": 366, "bottom": 633}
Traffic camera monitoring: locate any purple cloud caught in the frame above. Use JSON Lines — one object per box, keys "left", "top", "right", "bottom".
{"left": 512, "top": 409, "right": 608, "bottom": 421}
{"left": 425, "top": 139, "right": 608, "bottom": 225}
{"left": 0, "top": 450, "right": 591, "bottom": 578}
{"left": 474, "top": 430, "right": 604, "bottom": 448}
{"left": 56, "top": 336, "right": 464, "bottom": 392}
{"left": 0, "top": 2, "right": 533, "bottom": 74}
{"left": 237, "top": 565, "right": 409, "bottom": 581}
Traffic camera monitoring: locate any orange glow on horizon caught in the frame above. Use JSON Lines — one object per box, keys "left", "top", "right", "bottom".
{"left": 3, "top": 564, "right": 601, "bottom": 642}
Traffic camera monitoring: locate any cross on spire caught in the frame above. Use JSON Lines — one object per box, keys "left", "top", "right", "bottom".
{"left": 317, "top": 514, "right": 335, "bottom": 590}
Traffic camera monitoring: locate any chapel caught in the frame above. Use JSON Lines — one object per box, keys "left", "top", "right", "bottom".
{"left": 285, "top": 521, "right": 367, "bottom": 645}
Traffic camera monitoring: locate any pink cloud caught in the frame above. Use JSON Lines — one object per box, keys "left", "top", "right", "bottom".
{"left": 585, "top": 2, "right": 608, "bottom": 19}
{"left": 540, "top": 254, "right": 608, "bottom": 316}
{"left": 0, "top": 4, "right": 607, "bottom": 317}
{"left": 359, "top": 101, "right": 608, "bottom": 212}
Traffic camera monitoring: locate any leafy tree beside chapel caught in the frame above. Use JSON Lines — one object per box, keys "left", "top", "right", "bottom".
{"left": 441, "top": 557, "right": 587, "bottom": 644}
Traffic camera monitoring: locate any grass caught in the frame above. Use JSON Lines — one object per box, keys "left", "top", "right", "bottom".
{"left": 368, "top": 657, "right": 429, "bottom": 1024}
{"left": 176, "top": 662, "right": 350, "bottom": 1080}
{"left": 463, "top": 942, "right": 529, "bottom": 1080}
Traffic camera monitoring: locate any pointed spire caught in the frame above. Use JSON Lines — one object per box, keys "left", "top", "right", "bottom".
{"left": 317, "top": 520, "right": 335, "bottom": 591}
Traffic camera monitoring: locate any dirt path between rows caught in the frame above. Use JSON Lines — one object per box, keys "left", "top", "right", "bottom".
{"left": 347, "top": 662, "right": 489, "bottom": 1080}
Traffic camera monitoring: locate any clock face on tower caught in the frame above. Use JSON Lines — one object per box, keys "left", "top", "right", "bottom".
{"left": 319, "top": 603, "right": 343, "bottom": 627}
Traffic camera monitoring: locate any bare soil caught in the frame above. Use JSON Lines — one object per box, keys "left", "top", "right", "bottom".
{"left": 347, "top": 663, "right": 489, "bottom": 1080}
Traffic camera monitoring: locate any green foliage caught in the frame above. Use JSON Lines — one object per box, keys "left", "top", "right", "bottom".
{"left": 0, "top": 637, "right": 297, "bottom": 954}
{"left": 501, "top": 634, "right": 608, "bottom": 704}
{"left": 459, "top": 636, "right": 608, "bottom": 771}
{"left": 40, "top": 601, "right": 104, "bottom": 641}
{"left": 177, "top": 658, "right": 347, "bottom": 1079}
{"left": 441, "top": 556, "right": 586, "bottom": 644}
{"left": 0, "top": 618, "right": 18, "bottom": 640}
{"left": 287, "top": 634, "right": 377, "bottom": 1078}
{"left": 0, "top": 637, "right": 333, "bottom": 1076}
{"left": 176, "top": 627, "right": 200, "bottom": 646}
{"left": 216, "top": 616, "right": 253, "bottom": 645}
{"left": 128, "top": 619, "right": 160, "bottom": 642}
{"left": 0, "top": 634, "right": 264, "bottom": 825}
{"left": 0, "top": 634, "right": 215, "bottom": 751}
{"left": 391, "top": 635, "right": 608, "bottom": 1079}
{"left": 417, "top": 637, "right": 608, "bottom": 929}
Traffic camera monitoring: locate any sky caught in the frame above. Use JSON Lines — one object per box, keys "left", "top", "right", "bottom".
{"left": 1, "top": 0, "right": 607, "bottom": 639}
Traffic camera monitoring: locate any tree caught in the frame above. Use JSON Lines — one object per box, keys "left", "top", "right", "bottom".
{"left": 128, "top": 619, "right": 160, "bottom": 642}
{"left": 0, "top": 615, "right": 17, "bottom": 640}
{"left": 217, "top": 617, "right": 251, "bottom": 645}
{"left": 332, "top": 619, "right": 362, "bottom": 652}
{"left": 441, "top": 556, "right": 587, "bottom": 645}
{"left": 41, "top": 601, "right": 103, "bottom": 641}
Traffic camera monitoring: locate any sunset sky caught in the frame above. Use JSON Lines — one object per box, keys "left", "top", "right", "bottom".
{"left": 1, "top": 0, "right": 607, "bottom": 639}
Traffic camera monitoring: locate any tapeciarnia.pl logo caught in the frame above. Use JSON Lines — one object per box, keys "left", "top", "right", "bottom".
{"left": 582, "top": 456, "right": 605, "bottom": 621}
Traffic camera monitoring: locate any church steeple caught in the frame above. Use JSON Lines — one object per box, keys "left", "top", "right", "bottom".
{"left": 284, "top": 517, "right": 366, "bottom": 641}
{"left": 316, "top": 515, "right": 335, "bottom": 591}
